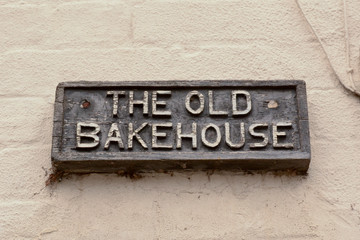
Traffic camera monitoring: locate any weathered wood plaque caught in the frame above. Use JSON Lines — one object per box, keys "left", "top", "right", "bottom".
{"left": 52, "top": 81, "right": 310, "bottom": 173}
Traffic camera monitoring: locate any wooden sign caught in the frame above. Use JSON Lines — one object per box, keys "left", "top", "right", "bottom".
{"left": 52, "top": 81, "right": 310, "bottom": 173}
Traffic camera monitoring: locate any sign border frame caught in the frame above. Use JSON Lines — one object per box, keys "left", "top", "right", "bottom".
{"left": 52, "top": 80, "right": 311, "bottom": 173}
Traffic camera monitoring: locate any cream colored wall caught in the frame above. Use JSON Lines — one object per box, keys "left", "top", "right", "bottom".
{"left": 1, "top": 0, "right": 360, "bottom": 239}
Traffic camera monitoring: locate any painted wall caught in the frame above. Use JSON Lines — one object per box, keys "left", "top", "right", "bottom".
{"left": 1, "top": 0, "right": 360, "bottom": 239}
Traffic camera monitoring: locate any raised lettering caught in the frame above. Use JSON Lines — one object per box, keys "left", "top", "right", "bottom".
{"left": 249, "top": 123, "right": 268, "bottom": 148}
{"left": 232, "top": 90, "right": 251, "bottom": 115}
{"left": 273, "top": 122, "right": 294, "bottom": 148}
{"left": 225, "top": 122, "right": 245, "bottom": 148}
{"left": 107, "top": 91, "right": 125, "bottom": 117}
{"left": 152, "top": 122, "right": 173, "bottom": 149}
{"left": 76, "top": 122, "right": 100, "bottom": 148}
{"left": 128, "top": 122, "right": 148, "bottom": 149}
{"left": 129, "top": 91, "right": 148, "bottom": 115}
{"left": 104, "top": 123, "right": 124, "bottom": 149}
{"left": 209, "top": 90, "right": 228, "bottom": 116}
{"left": 176, "top": 122, "right": 197, "bottom": 149}
{"left": 185, "top": 90, "right": 205, "bottom": 115}
{"left": 201, "top": 123, "right": 221, "bottom": 148}
{"left": 152, "top": 91, "right": 172, "bottom": 116}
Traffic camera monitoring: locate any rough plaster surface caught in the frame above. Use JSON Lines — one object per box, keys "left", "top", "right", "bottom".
{"left": 0, "top": 0, "right": 360, "bottom": 239}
